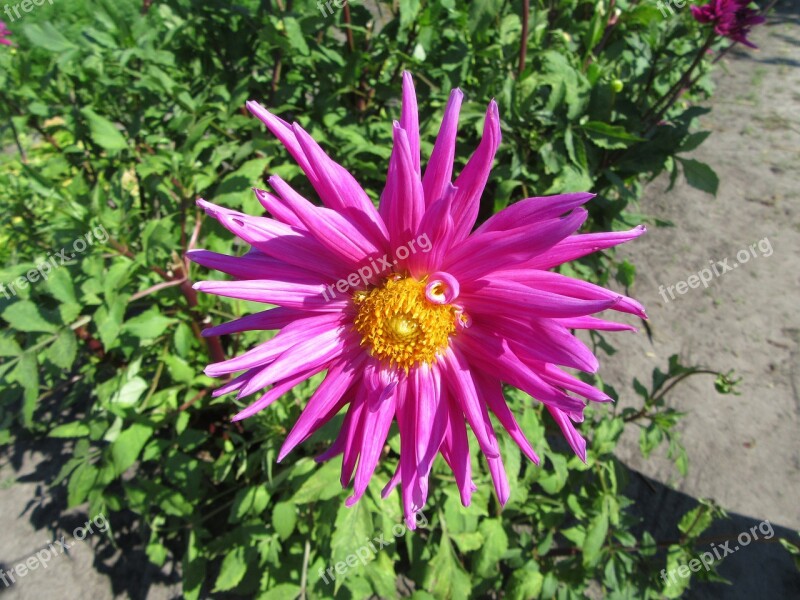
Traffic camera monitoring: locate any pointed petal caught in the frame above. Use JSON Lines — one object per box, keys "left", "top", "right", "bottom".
{"left": 422, "top": 89, "right": 463, "bottom": 206}
{"left": 523, "top": 225, "right": 647, "bottom": 270}
{"left": 473, "top": 371, "right": 540, "bottom": 465}
{"left": 450, "top": 100, "right": 501, "bottom": 242}
{"left": 278, "top": 354, "right": 366, "bottom": 461}
{"left": 475, "top": 192, "right": 595, "bottom": 234}
{"left": 439, "top": 346, "right": 500, "bottom": 458}
{"left": 400, "top": 71, "right": 421, "bottom": 176}
{"left": 547, "top": 406, "right": 587, "bottom": 462}
{"left": 445, "top": 208, "right": 588, "bottom": 281}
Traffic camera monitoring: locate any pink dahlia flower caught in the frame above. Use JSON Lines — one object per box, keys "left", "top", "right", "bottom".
{"left": 691, "top": 0, "right": 765, "bottom": 48}
{"left": 0, "top": 21, "right": 13, "bottom": 47}
{"left": 190, "top": 73, "right": 646, "bottom": 527}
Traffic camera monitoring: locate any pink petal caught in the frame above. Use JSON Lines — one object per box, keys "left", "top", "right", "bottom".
{"left": 235, "top": 327, "right": 355, "bottom": 397}
{"left": 439, "top": 346, "right": 500, "bottom": 458}
{"left": 524, "top": 225, "right": 647, "bottom": 270}
{"left": 450, "top": 100, "right": 501, "bottom": 243}
{"left": 400, "top": 71, "right": 421, "bottom": 176}
{"left": 379, "top": 123, "right": 425, "bottom": 255}
{"left": 473, "top": 370, "right": 540, "bottom": 465}
{"left": 445, "top": 208, "right": 588, "bottom": 281}
{"left": 263, "top": 175, "right": 383, "bottom": 267}
{"left": 456, "top": 328, "right": 587, "bottom": 413}
{"left": 186, "top": 249, "right": 321, "bottom": 284}
{"left": 409, "top": 185, "right": 456, "bottom": 276}
{"left": 192, "top": 279, "right": 348, "bottom": 311}
{"left": 554, "top": 316, "right": 637, "bottom": 332}
{"left": 487, "top": 269, "right": 647, "bottom": 318}
{"left": 422, "top": 89, "right": 463, "bottom": 206}
{"left": 232, "top": 367, "right": 318, "bottom": 421}
{"left": 547, "top": 406, "right": 587, "bottom": 462}
{"left": 475, "top": 192, "right": 595, "bottom": 234}
{"left": 205, "top": 312, "right": 347, "bottom": 377}
{"left": 462, "top": 278, "right": 620, "bottom": 319}
{"left": 278, "top": 354, "right": 366, "bottom": 461}
{"left": 201, "top": 307, "right": 313, "bottom": 338}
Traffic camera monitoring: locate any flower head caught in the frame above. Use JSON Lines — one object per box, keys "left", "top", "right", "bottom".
{"left": 691, "top": 0, "right": 765, "bottom": 48}
{"left": 0, "top": 21, "right": 13, "bottom": 47}
{"left": 191, "top": 74, "right": 646, "bottom": 527}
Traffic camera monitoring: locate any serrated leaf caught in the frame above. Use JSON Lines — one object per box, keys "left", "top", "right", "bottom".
{"left": 46, "top": 328, "right": 78, "bottom": 369}
{"left": 474, "top": 519, "right": 508, "bottom": 576}
{"left": 2, "top": 301, "right": 58, "bottom": 333}
{"left": 424, "top": 534, "right": 472, "bottom": 599}
{"left": 123, "top": 309, "right": 177, "bottom": 341}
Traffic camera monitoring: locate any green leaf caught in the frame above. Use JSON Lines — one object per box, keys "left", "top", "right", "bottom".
{"left": 23, "top": 22, "right": 76, "bottom": 52}
{"left": 183, "top": 530, "right": 206, "bottom": 600}
{"left": 111, "top": 422, "right": 153, "bottom": 476}
{"left": 2, "top": 301, "right": 58, "bottom": 333}
{"left": 474, "top": 519, "right": 508, "bottom": 576}
{"left": 80, "top": 108, "right": 128, "bottom": 153}
{"left": 582, "top": 502, "right": 610, "bottom": 567}
{"left": 50, "top": 422, "right": 91, "bottom": 438}
{"left": 229, "top": 486, "right": 270, "bottom": 522}
{"left": 261, "top": 584, "right": 301, "bottom": 600}
{"left": 424, "top": 534, "right": 472, "bottom": 599}
{"left": 45, "top": 328, "right": 78, "bottom": 370}
{"left": 11, "top": 352, "right": 40, "bottom": 427}
{"left": 292, "top": 459, "right": 343, "bottom": 503}
{"left": 680, "top": 131, "right": 712, "bottom": 153}
{"left": 272, "top": 502, "right": 297, "bottom": 541}
{"left": 94, "top": 300, "right": 126, "bottom": 348}
{"left": 583, "top": 121, "right": 646, "bottom": 149}
{"left": 213, "top": 546, "right": 248, "bottom": 592}
{"left": 678, "top": 158, "right": 719, "bottom": 195}
{"left": 283, "top": 17, "right": 310, "bottom": 56}
{"left": 123, "top": 309, "right": 177, "bottom": 341}
{"left": 331, "top": 500, "right": 373, "bottom": 591}
{"left": 110, "top": 376, "right": 149, "bottom": 408}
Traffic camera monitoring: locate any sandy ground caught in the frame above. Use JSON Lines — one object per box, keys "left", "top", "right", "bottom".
{"left": 1, "top": 3, "right": 798, "bottom": 599}
{"left": 600, "top": 2, "right": 800, "bottom": 597}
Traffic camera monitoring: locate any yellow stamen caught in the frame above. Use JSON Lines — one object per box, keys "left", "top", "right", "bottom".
{"left": 353, "top": 276, "right": 456, "bottom": 370}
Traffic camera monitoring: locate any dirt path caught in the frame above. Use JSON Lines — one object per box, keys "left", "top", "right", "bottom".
{"left": 601, "top": 1, "right": 800, "bottom": 596}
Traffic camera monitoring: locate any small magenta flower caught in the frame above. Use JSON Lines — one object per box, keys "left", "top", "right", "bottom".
{"left": 0, "top": 21, "right": 13, "bottom": 46}
{"left": 691, "top": 0, "right": 766, "bottom": 48}
{"left": 190, "top": 74, "right": 646, "bottom": 527}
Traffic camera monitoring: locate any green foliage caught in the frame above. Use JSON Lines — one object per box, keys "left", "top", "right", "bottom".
{"left": 0, "top": 0, "right": 780, "bottom": 598}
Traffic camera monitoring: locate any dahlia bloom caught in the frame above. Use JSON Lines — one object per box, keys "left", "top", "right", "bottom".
{"left": 190, "top": 74, "right": 646, "bottom": 527}
{"left": 0, "top": 21, "right": 13, "bottom": 47}
{"left": 691, "top": 0, "right": 765, "bottom": 48}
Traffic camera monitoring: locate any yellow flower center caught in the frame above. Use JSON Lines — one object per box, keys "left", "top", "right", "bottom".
{"left": 353, "top": 276, "right": 457, "bottom": 370}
